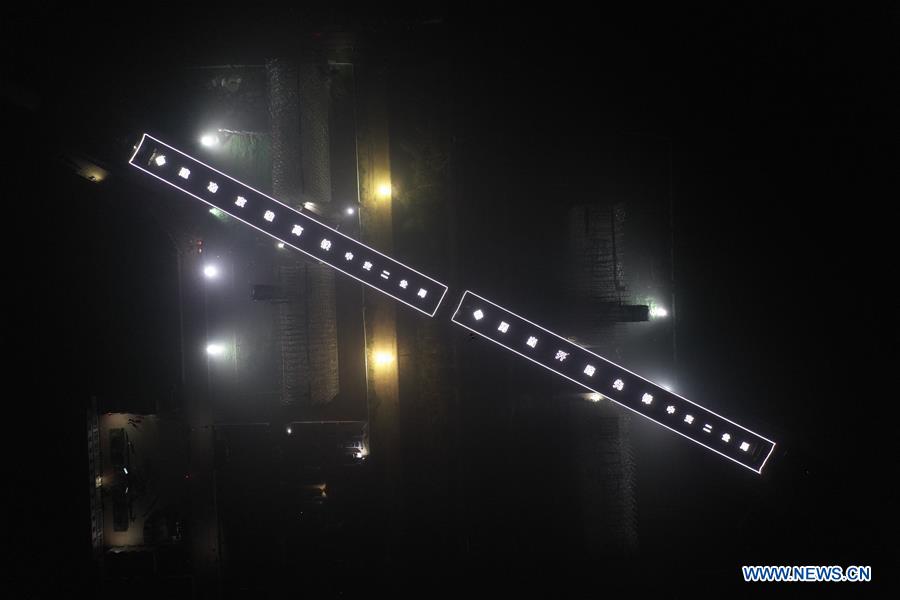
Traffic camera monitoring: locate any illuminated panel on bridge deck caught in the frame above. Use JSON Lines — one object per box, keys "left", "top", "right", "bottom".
{"left": 129, "top": 134, "right": 448, "bottom": 316}
{"left": 451, "top": 290, "right": 776, "bottom": 473}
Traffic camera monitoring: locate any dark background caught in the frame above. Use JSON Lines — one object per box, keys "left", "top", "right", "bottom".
{"left": 3, "top": 5, "right": 896, "bottom": 596}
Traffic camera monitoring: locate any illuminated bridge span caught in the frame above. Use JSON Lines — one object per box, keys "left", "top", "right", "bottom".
{"left": 451, "top": 291, "right": 776, "bottom": 474}
{"left": 129, "top": 134, "right": 448, "bottom": 317}
{"left": 129, "top": 133, "right": 776, "bottom": 474}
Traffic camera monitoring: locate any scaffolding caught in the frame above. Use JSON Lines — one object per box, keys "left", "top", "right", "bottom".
{"left": 267, "top": 58, "right": 340, "bottom": 408}
{"left": 563, "top": 201, "right": 639, "bottom": 557}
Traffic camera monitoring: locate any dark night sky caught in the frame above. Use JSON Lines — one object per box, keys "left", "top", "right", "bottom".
{"left": 2, "top": 4, "right": 896, "bottom": 595}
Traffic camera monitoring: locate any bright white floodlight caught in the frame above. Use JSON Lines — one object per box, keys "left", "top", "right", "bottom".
{"left": 650, "top": 306, "right": 669, "bottom": 318}
{"left": 154, "top": 155, "right": 166, "bottom": 166}
{"left": 473, "top": 309, "right": 484, "bottom": 320}
{"left": 346, "top": 207, "right": 355, "bottom": 215}
{"left": 206, "top": 343, "right": 225, "bottom": 357}
{"left": 200, "top": 133, "right": 220, "bottom": 147}
{"left": 203, "top": 265, "right": 219, "bottom": 279}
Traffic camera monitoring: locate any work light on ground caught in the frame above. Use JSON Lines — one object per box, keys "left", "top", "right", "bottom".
{"left": 376, "top": 183, "right": 392, "bottom": 199}
{"left": 200, "top": 133, "right": 220, "bottom": 148}
{"left": 374, "top": 350, "right": 394, "bottom": 366}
